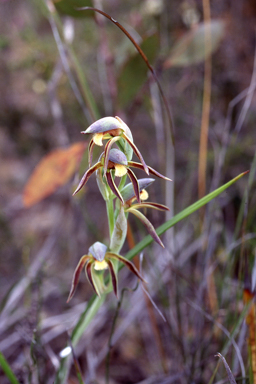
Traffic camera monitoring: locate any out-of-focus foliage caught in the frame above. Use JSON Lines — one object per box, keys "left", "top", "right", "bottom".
{"left": 53, "top": 0, "right": 94, "bottom": 18}
{"left": 117, "top": 32, "right": 159, "bottom": 107}
{"left": 164, "top": 20, "right": 225, "bottom": 67}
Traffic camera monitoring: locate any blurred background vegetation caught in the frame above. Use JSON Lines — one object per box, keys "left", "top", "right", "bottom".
{"left": 1, "top": 0, "right": 256, "bottom": 383}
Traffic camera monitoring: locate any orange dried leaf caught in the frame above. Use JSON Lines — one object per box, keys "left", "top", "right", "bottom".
{"left": 23, "top": 142, "right": 86, "bottom": 207}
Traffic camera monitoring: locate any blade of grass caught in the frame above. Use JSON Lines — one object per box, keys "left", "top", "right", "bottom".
{"left": 125, "top": 171, "right": 249, "bottom": 262}
{"left": 36, "top": 0, "right": 100, "bottom": 122}
{"left": 0, "top": 351, "right": 20, "bottom": 384}
{"left": 215, "top": 353, "right": 237, "bottom": 384}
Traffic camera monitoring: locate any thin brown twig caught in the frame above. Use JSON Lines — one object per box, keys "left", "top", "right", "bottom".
{"left": 76, "top": 6, "right": 175, "bottom": 145}
{"left": 198, "top": 0, "right": 212, "bottom": 217}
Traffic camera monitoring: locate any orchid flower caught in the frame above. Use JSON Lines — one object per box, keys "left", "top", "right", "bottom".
{"left": 81, "top": 116, "right": 149, "bottom": 174}
{"left": 67, "top": 242, "right": 145, "bottom": 301}
{"left": 121, "top": 179, "right": 169, "bottom": 248}
{"left": 73, "top": 148, "right": 171, "bottom": 204}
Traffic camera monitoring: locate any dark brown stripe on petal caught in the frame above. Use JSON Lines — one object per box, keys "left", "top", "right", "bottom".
{"left": 88, "top": 139, "right": 95, "bottom": 167}
{"left": 106, "top": 259, "right": 118, "bottom": 297}
{"left": 86, "top": 262, "right": 100, "bottom": 296}
{"left": 106, "top": 172, "right": 124, "bottom": 204}
{"left": 131, "top": 202, "right": 169, "bottom": 211}
{"left": 104, "top": 136, "right": 120, "bottom": 176}
{"left": 127, "top": 168, "right": 141, "bottom": 204}
{"left": 73, "top": 162, "right": 102, "bottom": 195}
{"left": 67, "top": 255, "right": 91, "bottom": 302}
{"left": 128, "top": 162, "right": 172, "bottom": 181}
{"left": 108, "top": 252, "right": 146, "bottom": 282}
{"left": 122, "top": 133, "right": 149, "bottom": 175}
{"left": 128, "top": 208, "right": 164, "bottom": 248}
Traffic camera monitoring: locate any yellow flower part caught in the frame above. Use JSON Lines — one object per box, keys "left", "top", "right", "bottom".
{"left": 114, "top": 164, "right": 127, "bottom": 177}
{"left": 93, "top": 132, "right": 104, "bottom": 146}
{"left": 140, "top": 189, "right": 149, "bottom": 201}
{"left": 94, "top": 259, "right": 108, "bottom": 270}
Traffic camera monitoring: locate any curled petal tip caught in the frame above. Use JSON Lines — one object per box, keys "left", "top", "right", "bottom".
{"left": 72, "top": 186, "right": 80, "bottom": 196}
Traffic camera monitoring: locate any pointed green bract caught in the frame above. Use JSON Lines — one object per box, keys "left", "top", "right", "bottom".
{"left": 96, "top": 167, "right": 109, "bottom": 201}
{"left": 110, "top": 206, "right": 127, "bottom": 253}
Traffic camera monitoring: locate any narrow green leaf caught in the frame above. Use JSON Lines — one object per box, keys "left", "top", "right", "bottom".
{"left": 53, "top": 0, "right": 94, "bottom": 18}
{"left": 0, "top": 351, "right": 20, "bottom": 384}
{"left": 125, "top": 171, "right": 249, "bottom": 261}
{"left": 117, "top": 32, "right": 159, "bottom": 107}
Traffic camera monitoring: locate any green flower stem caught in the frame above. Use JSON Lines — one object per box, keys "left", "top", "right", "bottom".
{"left": 106, "top": 198, "right": 115, "bottom": 239}
{"left": 118, "top": 174, "right": 127, "bottom": 192}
